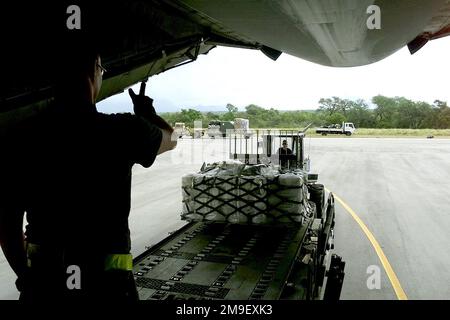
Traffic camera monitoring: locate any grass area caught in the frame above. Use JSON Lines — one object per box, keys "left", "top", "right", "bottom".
{"left": 256, "top": 128, "right": 450, "bottom": 138}
{"left": 346, "top": 128, "right": 450, "bottom": 138}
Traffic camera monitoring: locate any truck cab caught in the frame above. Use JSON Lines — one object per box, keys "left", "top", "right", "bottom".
{"left": 343, "top": 122, "right": 356, "bottom": 135}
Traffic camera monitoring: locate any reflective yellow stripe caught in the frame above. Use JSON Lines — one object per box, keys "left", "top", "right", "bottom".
{"left": 26, "top": 244, "right": 133, "bottom": 271}
{"left": 26, "top": 243, "right": 41, "bottom": 267}
{"left": 26, "top": 243, "right": 41, "bottom": 253}
{"left": 104, "top": 254, "right": 133, "bottom": 271}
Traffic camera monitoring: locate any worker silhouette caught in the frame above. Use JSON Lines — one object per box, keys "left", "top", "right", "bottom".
{"left": 0, "top": 39, "right": 176, "bottom": 301}
{"left": 277, "top": 140, "right": 294, "bottom": 168}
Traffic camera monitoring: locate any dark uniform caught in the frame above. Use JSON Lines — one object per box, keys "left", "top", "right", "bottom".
{"left": 277, "top": 147, "right": 294, "bottom": 168}
{"left": 2, "top": 101, "right": 162, "bottom": 301}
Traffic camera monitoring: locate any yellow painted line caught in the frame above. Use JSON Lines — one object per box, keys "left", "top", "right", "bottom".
{"left": 326, "top": 188, "right": 408, "bottom": 300}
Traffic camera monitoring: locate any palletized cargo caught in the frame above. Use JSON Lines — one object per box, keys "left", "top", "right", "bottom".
{"left": 181, "top": 161, "right": 313, "bottom": 225}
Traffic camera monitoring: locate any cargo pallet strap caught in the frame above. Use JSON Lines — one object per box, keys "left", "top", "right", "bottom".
{"left": 182, "top": 174, "right": 314, "bottom": 224}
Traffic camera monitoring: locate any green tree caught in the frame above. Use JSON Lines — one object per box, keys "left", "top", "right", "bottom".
{"left": 317, "top": 97, "right": 374, "bottom": 127}
{"left": 346, "top": 99, "right": 374, "bottom": 128}
{"left": 372, "top": 96, "right": 435, "bottom": 129}
{"left": 222, "top": 103, "right": 238, "bottom": 121}
{"left": 245, "top": 104, "right": 265, "bottom": 116}
{"left": 397, "top": 100, "right": 431, "bottom": 129}
{"left": 245, "top": 104, "right": 266, "bottom": 127}
{"left": 433, "top": 100, "right": 450, "bottom": 128}
{"left": 162, "top": 96, "right": 449, "bottom": 130}
{"left": 318, "top": 97, "right": 338, "bottom": 115}
{"left": 318, "top": 97, "right": 353, "bottom": 116}
{"left": 160, "top": 112, "right": 181, "bottom": 126}
{"left": 326, "top": 112, "right": 346, "bottom": 125}
{"left": 372, "top": 95, "right": 399, "bottom": 128}
{"left": 178, "top": 108, "right": 203, "bottom": 128}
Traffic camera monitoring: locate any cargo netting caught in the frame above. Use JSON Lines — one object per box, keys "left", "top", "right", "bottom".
{"left": 181, "top": 161, "right": 314, "bottom": 225}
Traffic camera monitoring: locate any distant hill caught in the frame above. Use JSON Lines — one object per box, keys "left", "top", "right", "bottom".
{"left": 97, "top": 96, "right": 230, "bottom": 114}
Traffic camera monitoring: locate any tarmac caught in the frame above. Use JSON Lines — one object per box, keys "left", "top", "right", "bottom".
{"left": 1, "top": 137, "right": 449, "bottom": 300}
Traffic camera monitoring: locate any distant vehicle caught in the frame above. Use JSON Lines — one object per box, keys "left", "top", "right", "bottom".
{"left": 174, "top": 122, "right": 190, "bottom": 138}
{"left": 192, "top": 127, "right": 205, "bottom": 139}
{"left": 207, "top": 120, "right": 234, "bottom": 138}
{"left": 207, "top": 119, "right": 252, "bottom": 138}
{"left": 316, "top": 122, "right": 356, "bottom": 136}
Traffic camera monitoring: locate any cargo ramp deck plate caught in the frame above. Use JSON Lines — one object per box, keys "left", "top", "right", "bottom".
{"left": 133, "top": 221, "right": 309, "bottom": 300}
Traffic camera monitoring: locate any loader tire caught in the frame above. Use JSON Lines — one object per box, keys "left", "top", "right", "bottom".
{"left": 308, "top": 184, "right": 325, "bottom": 219}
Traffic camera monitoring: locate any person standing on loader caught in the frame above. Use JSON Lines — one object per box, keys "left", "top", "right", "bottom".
{"left": 277, "top": 139, "right": 293, "bottom": 167}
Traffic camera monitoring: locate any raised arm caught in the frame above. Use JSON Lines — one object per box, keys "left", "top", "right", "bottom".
{"left": 128, "top": 87, "right": 177, "bottom": 155}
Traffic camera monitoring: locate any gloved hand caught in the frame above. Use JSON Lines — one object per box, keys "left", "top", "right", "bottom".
{"left": 128, "top": 88, "right": 156, "bottom": 118}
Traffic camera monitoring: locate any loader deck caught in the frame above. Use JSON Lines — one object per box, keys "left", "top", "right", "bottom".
{"left": 133, "top": 221, "right": 310, "bottom": 300}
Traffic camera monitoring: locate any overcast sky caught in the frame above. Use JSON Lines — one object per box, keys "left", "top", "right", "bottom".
{"left": 97, "top": 37, "right": 450, "bottom": 114}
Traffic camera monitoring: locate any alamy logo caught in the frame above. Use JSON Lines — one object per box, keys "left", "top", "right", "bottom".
{"left": 367, "top": 5, "right": 381, "bottom": 30}
{"left": 66, "top": 265, "right": 81, "bottom": 290}
{"left": 366, "top": 265, "right": 381, "bottom": 290}
{"left": 66, "top": 5, "right": 81, "bottom": 30}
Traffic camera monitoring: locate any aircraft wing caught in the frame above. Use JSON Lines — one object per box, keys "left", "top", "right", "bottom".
{"left": 170, "top": 0, "right": 450, "bottom": 66}
{"left": 1, "top": 0, "right": 449, "bottom": 117}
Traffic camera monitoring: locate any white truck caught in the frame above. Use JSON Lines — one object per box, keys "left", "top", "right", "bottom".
{"left": 316, "top": 122, "right": 356, "bottom": 136}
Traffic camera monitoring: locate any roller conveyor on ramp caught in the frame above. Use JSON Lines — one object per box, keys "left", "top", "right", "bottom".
{"left": 134, "top": 222, "right": 307, "bottom": 300}
{"left": 133, "top": 221, "right": 311, "bottom": 300}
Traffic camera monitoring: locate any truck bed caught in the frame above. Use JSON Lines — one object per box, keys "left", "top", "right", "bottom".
{"left": 316, "top": 128, "right": 344, "bottom": 134}
{"left": 133, "top": 221, "right": 310, "bottom": 300}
